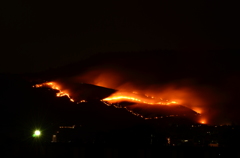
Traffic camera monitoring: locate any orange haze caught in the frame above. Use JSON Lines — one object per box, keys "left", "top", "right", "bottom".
{"left": 34, "top": 67, "right": 222, "bottom": 125}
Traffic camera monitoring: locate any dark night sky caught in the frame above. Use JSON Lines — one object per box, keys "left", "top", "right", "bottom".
{"left": 1, "top": 1, "right": 240, "bottom": 73}
{"left": 1, "top": 1, "right": 240, "bottom": 126}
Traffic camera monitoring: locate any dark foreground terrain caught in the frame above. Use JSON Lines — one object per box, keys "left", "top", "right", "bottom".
{"left": 3, "top": 143, "right": 240, "bottom": 158}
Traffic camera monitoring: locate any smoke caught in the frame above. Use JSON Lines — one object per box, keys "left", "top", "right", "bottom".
{"left": 56, "top": 64, "right": 223, "bottom": 125}
{"left": 42, "top": 52, "right": 240, "bottom": 125}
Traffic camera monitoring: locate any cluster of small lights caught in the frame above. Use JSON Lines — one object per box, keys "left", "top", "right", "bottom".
{"left": 59, "top": 125, "right": 75, "bottom": 129}
{"left": 144, "top": 115, "right": 179, "bottom": 120}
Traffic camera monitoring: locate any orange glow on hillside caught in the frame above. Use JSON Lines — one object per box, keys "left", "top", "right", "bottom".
{"left": 34, "top": 81, "right": 207, "bottom": 124}
{"left": 199, "top": 118, "right": 207, "bottom": 124}
{"left": 103, "top": 93, "right": 179, "bottom": 106}
{"left": 33, "top": 82, "right": 75, "bottom": 102}
{"left": 71, "top": 68, "right": 223, "bottom": 124}
{"left": 102, "top": 91, "right": 207, "bottom": 123}
{"left": 192, "top": 107, "right": 202, "bottom": 114}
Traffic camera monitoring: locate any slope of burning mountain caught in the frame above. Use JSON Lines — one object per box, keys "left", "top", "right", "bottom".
{"left": 102, "top": 101, "right": 199, "bottom": 124}
{"left": 23, "top": 50, "right": 240, "bottom": 125}
{"left": 124, "top": 102, "right": 198, "bottom": 118}
{"left": 33, "top": 80, "right": 200, "bottom": 124}
{"left": 34, "top": 80, "right": 117, "bottom": 102}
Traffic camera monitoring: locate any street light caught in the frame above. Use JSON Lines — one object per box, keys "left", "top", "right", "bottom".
{"left": 32, "top": 130, "right": 41, "bottom": 137}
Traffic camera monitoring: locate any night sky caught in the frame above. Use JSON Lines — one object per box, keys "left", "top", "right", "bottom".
{"left": 1, "top": 1, "right": 240, "bottom": 73}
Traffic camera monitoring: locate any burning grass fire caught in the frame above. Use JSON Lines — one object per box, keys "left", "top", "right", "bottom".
{"left": 103, "top": 93, "right": 179, "bottom": 105}
{"left": 33, "top": 82, "right": 75, "bottom": 102}
{"left": 33, "top": 81, "right": 206, "bottom": 124}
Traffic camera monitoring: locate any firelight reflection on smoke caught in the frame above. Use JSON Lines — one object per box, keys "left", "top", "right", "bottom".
{"left": 33, "top": 80, "right": 207, "bottom": 124}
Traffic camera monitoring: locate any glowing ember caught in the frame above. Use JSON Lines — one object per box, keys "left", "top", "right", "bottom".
{"left": 199, "top": 118, "right": 207, "bottom": 124}
{"left": 103, "top": 92, "right": 179, "bottom": 105}
{"left": 33, "top": 82, "right": 75, "bottom": 102}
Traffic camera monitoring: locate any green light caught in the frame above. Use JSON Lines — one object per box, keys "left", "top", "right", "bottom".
{"left": 32, "top": 130, "right": 41, "bottom": 137}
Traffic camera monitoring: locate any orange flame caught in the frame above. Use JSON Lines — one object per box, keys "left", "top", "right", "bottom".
{"left": 34, "top": 81, "right": 206, "bottom": 124}
{"left": 102, "top": 91, "right": 207, "bottom": 123}
{"left": 103, "top": 92, "right": 179, "bottom": 105}
{"left": 192, "top": 107, "right": 202, "bottom": 114}
{"left": 33, "top": 82, "right": 75, "bottom": 102}
{"left": 199, "top": 118, "right": 207, "bottom": 124}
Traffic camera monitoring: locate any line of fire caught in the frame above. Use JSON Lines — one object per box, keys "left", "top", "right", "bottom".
{"left": 33, "top": 81, "right": 204, "bottom": 124}
{"left": 28, "top": 81, "right": 239, "bottom": 148}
